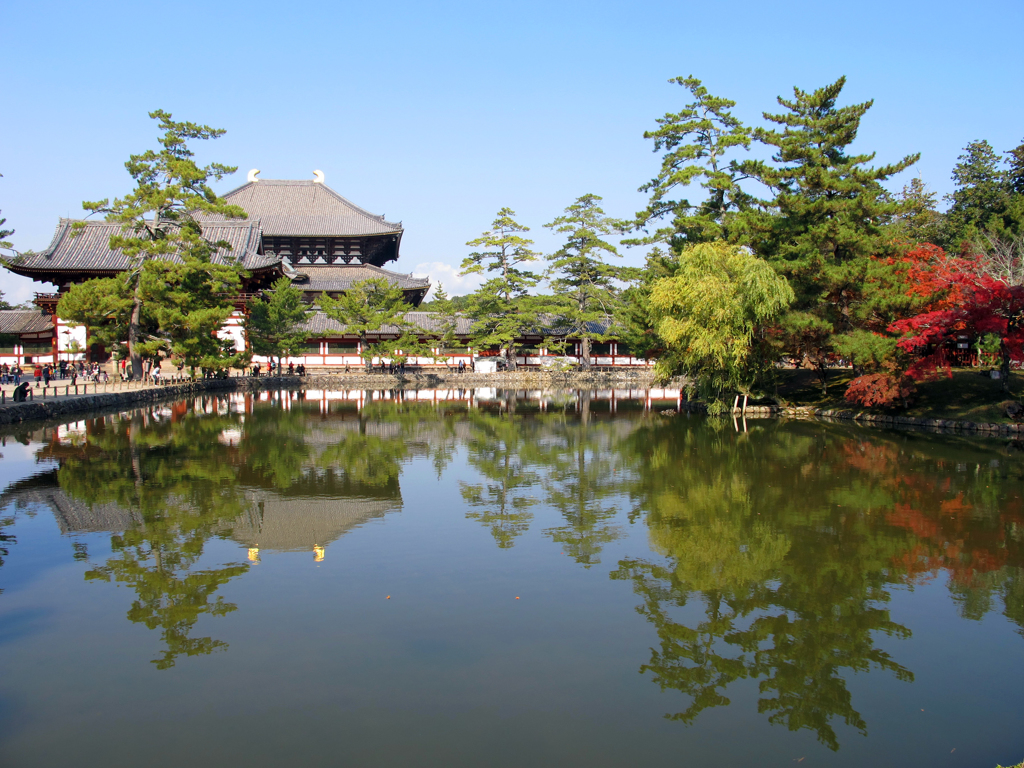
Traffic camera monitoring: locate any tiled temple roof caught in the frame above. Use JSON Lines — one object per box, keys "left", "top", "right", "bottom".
{"left": 218, "top": 179, "right": 403, "bottom": 237}
{"left": 5, "top": 219, "right": 277, "bottom": 275}
{"left": 291, "top": 264, "right": 429, "bottom": 293}
{"left": 300, "top": 310, "right": 475, "bottom": 336}
{"left": 298, "top": 310, "right": 614, "bottom": 339}
{"left": 0, "top": 309, "right": 54, "bottom": 334}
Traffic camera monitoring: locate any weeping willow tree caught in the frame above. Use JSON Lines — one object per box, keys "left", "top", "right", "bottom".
{"left": 649, "top": 242, "right": 793, "bottom": 412}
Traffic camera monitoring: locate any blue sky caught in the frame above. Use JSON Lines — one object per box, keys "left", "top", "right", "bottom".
{"left": 2, "top": 0, "right": 1021, "bottom": 303}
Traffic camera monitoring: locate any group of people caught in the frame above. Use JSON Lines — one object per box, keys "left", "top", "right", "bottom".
{"left": 1, "top": 360, "right": 107, "bottom": 387}
{"left": 250, "top": 361, "right": 307, "bottom": 377}
{"left": 0, "top": 363, "right": 24, "bottom": 385}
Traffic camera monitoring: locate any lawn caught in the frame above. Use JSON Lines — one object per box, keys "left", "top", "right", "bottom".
{"left": 775, "top": 368, "right": 1024, "bottom": 423}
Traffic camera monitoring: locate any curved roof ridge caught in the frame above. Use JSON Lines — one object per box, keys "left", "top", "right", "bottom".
{"left": 312, "top": 183, "right": 403, "bottom": 230}
{"left": 218, "top": 179, "right": 403, "bottom": 235}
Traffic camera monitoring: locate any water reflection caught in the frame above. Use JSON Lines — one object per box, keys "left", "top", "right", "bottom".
{"left": 0, "top": 388, "right": 1021, "bottom": 754}
{"left": 47, "top": 407, "right": 253, "bottom": 669}
{"left": 613, "top": 420, "right": 1024, "bottom": 749}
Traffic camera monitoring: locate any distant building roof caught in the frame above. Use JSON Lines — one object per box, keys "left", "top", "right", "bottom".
{"left": 301, "top": 309, "right": 475, "bottom": 336}
{"left": 299, "top": 310, "right": 614, "bottom": 339}
{"left": 5, "top": 219, "right": 277, "bottom": 277}
{"left": 291, "top": 264, "right": 429, "bottom": 294}
{"left": 0, "top": 309, "right": 54, "bottom": 335}
{"left": 219, "top": 179, "right": 403, "bottom": 237}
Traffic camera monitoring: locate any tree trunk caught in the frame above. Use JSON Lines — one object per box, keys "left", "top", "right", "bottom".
{"left": 361, "top": 334, "right": 372, "bottom": 373}
{"left": 1001, "top": 341, "right": 1012, "bottom": 394}
{"left": 581, "top": 337, "right": 592, "bottom": 372}
{"left": 579, "top": 389, "right": 591, "bottom": 425}
{"left": 128, "top": 289, "right": 143, "bottom": 381}
{"left": 816, "top": 360, "right": 828, "bottom": 395}
{"left": 505, "top": 343, "right": 517, "bottom": 372}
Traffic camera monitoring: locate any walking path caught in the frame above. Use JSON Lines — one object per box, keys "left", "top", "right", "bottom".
{"left": 0, "top": 376, "right": 196, "bottom": 405}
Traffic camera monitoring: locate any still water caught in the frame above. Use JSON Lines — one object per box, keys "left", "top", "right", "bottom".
{"left": 1, "top": 388, "right": 1022, "bottom": 767}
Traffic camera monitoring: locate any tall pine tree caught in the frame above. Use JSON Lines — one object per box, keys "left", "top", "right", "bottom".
{"left": 737, "top": 77, "right": 919, "bottom": 388}
{"left": 544, "top": 194, "right": 626, "bottom": 370}
{"left": 245, "top": 276, "right": 311, "bottom": 373}
{"left": 460, "top": 208, "right": 541, "bottom": 370}
{"left": 633, "top": 76, "right": 753, "bottom": 248}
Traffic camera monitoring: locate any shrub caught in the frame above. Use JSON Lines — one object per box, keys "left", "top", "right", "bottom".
{"left": 844, "top": 373, "right": 917, "bottom": 409}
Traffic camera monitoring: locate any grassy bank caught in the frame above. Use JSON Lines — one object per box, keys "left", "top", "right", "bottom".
{"left": 776, "top": 368, "right": 1023, "bottom": 423}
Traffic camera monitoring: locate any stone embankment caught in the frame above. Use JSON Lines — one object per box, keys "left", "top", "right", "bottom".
{"left": 780, "top": 405, "right": 1023, "bottom": 436}
{"left": 0, "top": 369, "right": 659, "bottom": 427}
{"left": 0, "top": 378, "right": 245, "bottom": 426}
{"left": 670, "top": 399, "right": 1022, "bottom": 437}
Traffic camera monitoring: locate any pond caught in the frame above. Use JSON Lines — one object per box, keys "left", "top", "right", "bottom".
{"left": 1, "top": 388, "right": 1022, "bottom": 767}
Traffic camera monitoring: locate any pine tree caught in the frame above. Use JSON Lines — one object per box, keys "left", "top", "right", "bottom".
{"left": 246, "top": 276, "right": 311, "bottom": 373}
{"left": 76, "top": 110, "right": 247, "bottom": 379}
{"left": 425, "top": 284, "right": 461, "bottom": 370}
{"left": 544, "top": 195, "right": 626, "bottom": 370}
{"left": 633, "top": 76, "right": 753, "bottom": 248}
{"left": 890, "top": 177, "right": 943, "bottom": 247}
{"left": 317, "top": 278, "right": 416, "bottom": 372}
{"left": 460, "top": 208, "right": 541, "bottom": 371}
{"left": 737, "top": 77, "right": 919, "bottom": 389}
{"left": 942, "top": 140, "right": 1010, "bottom": 249}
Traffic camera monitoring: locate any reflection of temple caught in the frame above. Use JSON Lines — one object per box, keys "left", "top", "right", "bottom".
{"left": 233, "top": 494, "right": 400, "bottom": 560}
{"left": 0, "top": 470, "right": 143, "bottom": 533}
{"left": 0, "top": 468, "right": 402, "bottom": 562}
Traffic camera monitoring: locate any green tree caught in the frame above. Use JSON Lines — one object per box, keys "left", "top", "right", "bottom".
{"left": 245, "top": 276, "right": 311, "bottom": 373}
{"left": 317, "top": 277, "right": 416, "bottom": 372}
{"left": 75, "top": 110, "right": 247, "bottom": 379}
{"left": 943, "top": 139, "right": 1024, "bottom": 249}
{"left": 633, "top": 76, "right": 753, "bottom": 248}
{"left": 648, "top": 242, "right": 793, "bottom": 409}
{"left": 889, "top": 177, "right": 943, "bottom": 246}
{"left": 425, "top": 284, "right": 461, "bottom": 370}
{"left": 736, "top": 77, "right": 919, "bottom": 389}
{"left": 57, "top": 276, "right": 142, "bottom": 356}
{"left": 0, "top": 211, "right": 13, "bottom": 251}
{"left": 143, "top": 255, "right": 246, "bottom": 373}
{"left": 543, "top": 194, "right": 627, "bottom": 369}
{"left": 461, "top": 208, "right": 542, "bottom": 370}
{"left": 55, "top": 408, "right": 252, "bottom": 668}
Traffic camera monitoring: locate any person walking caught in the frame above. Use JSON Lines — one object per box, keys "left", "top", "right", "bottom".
{"left": 43, "top": 364, "right": 51, "bottom": 386}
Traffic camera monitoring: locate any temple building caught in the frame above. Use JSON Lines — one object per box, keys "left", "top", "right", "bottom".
{"left": 2, "top": 171, "right": 648, "bottom": 369}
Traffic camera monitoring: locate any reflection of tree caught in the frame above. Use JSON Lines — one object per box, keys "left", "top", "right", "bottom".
{"left": 614, "top": 421, "right": 917, "bottom": 750}
{"left": 461, "top": 413, "right": 543, "bottom": 548}
{"left": 0, "top": 511, "right": 14, "bottom": 595}
{"left": 315, "top": 400, "right": 455, "bottom": 490}
{"left": 86, "top": 540, "right": 247, "bottom": 669}
{"left": 52, "top": 408, "right": 251, "bottom": 669}
{"left": 237, "top": 405, "right": 312, "bottom": 491}
{"left": 538, "top": 418, "right": 630, "bottom": 567}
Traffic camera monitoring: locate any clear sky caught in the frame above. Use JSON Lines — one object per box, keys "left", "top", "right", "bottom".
{"left": 2, "top": 0, "right": 1021, "bottom": 304}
